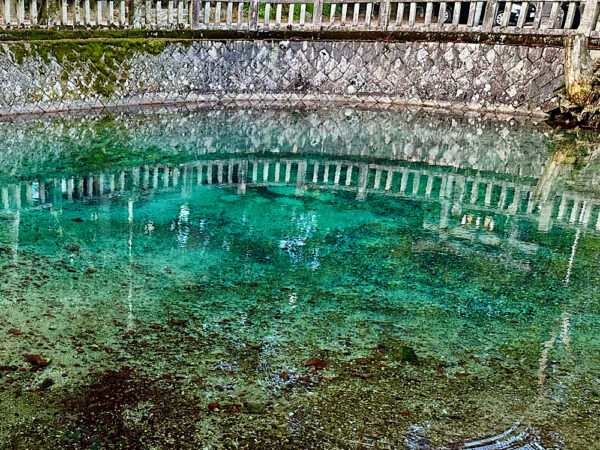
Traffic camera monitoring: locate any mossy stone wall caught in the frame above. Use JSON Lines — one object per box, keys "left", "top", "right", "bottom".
{"left": 0, "top": 36, "right": 565, "bottom": 116}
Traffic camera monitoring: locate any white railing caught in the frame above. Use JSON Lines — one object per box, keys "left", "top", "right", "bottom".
{"left": 0, "top": 0, "right": 597, "bottom": 34}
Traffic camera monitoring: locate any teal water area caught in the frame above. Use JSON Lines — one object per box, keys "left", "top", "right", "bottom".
{"left": 0, "top": 107, "right": 599, "bottom": 448}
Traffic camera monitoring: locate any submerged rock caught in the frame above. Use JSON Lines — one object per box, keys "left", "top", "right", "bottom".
{"left": 23, "top": 354, "right": 50, "bottom": 367}
{"left": 7, "top": 328, "right": 24, "bottom": 336}
{"left": 244, "top": 401, "right": 266, "bottom": 414}
{"left": 306, "top": 358, "right": 328, "bottom": 370}
{"left": 389, "top": 346, "right": 418, "bottom": 363}
{"left": 40, "top": 378, "right": 54, "bottom": 390}
{"left": 404, "top": 424, "right": 433, "bottom": 449}
{"left": 168, "top": 319, "right": 187, "bottom": 326}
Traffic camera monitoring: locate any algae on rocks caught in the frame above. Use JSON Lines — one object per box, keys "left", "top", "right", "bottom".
{"left": 0, "top": 39, "right": 169, "bottom": 99}
{"left": 547, "top": 34, "right": 600, "bottom": 129}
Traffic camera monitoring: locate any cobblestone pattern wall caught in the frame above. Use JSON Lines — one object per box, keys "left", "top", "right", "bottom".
{"left": 0, "top": 39, "right": 565, "bottom": 116}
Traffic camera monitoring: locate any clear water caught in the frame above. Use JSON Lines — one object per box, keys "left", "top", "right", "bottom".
{"left": 1, "top": 107, "right": 599, "bottom": 448}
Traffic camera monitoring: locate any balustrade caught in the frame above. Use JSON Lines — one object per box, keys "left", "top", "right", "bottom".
{"left": 0, "top": 0, "right": 597, "bottom": 34}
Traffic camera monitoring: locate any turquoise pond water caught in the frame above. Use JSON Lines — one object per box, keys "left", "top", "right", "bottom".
{"left": 0, "top": 107, "right": 599, "bottom": 448}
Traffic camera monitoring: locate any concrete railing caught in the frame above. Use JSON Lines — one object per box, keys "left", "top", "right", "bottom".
{"left": 0, "top": 0, "right": 599, "bottom": 36}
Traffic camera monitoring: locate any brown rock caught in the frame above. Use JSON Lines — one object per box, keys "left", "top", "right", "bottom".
{"left": 23, "top": 354, "right": 50, "bottom": 367}
{"left": 306, "top": 358, "right": 328, "bottom": 370}
{"left": 7, "top": 328, "right": 24, "bottom": 336}
{"left": 168, "top": 319, "right": 186, "bottom": 326}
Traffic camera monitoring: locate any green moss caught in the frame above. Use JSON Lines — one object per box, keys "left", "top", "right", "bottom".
{"left": 3, "top": 38, "right": 171, "bottom": 99}
{"left": 9, "top": 43, "right": 30, "bottom": 64}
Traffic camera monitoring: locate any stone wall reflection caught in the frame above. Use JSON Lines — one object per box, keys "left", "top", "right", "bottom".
{"left": 0, "top": 107, "right": 550, "bottom": 179}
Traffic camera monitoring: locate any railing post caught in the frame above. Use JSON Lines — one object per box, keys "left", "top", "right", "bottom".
{"left": 312, "top": 0, "right": 323, "bottom": 30}
{"left": 482, "top": 0, "right": 498, "bottom": 31}
{"left": 47, "top": 0, "right": 59, "bottom": 26}
{"left": 191, "top": 0, "right": 201, "bottom": 28}
{"left": 249, "top": 0, "right": 258, "bottom": 29}
{"left": 580, "top": 0, "right": 599, "bottom": 35}
{"left": 119, "top": 0, "right": 125, "bottom": 26}
{"left": 108, "top": 0, "right": 115, "bottom": 25}
{"left": 84, "top": 0, "right": 91, "bottom": 24}
{"left": 379, "top": 0, "right": 391, "bottom": 31}
{"left": 4, "top": 0, "right": 11, "bottom": 27}
{"left": 18, "top": 0, "right": 25, "bottom": 26}
{"left": 134, "top": 0, "right": 142, "bottom": 27}
{"left": 145, "top": 0, "right": 151, "bottom": 25}
{"left": 31, "top": 0, "right": 38, "bottom": 25}
{"left": 565, "top": 33, "right": 595, "bottom": 106}
{"left": 97, "top": 0, "right": 102, "bottom": 25}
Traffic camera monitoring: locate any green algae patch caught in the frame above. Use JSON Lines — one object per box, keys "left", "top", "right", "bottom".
{"left": 0, "top": 27, "right": 571, "bottom": 47}
{"left": 2, "top": 38, "right": 168, "bottom": 64}
{"left": 0, "top": 39, "right": 170, "bottom": 99}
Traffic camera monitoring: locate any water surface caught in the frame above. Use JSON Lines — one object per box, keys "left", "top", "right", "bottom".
{"left": 1, "top": 107, "right": 599, "bottom": 448}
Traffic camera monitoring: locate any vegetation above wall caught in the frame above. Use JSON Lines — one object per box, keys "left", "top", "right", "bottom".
{"left": 0, "top": 27, "right": 570, "bottom": 47}
{"left": 1, "top": 38, "right": 168, "bottom": 63}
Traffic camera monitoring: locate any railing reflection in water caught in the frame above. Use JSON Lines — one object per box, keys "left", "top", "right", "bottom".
{"left": 2, "top": 154, "right": 599, "bottom": 238}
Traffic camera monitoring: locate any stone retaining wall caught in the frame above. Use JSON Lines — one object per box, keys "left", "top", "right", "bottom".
{"left": 0, "top": 38, "right": 565, "bottom": 116}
